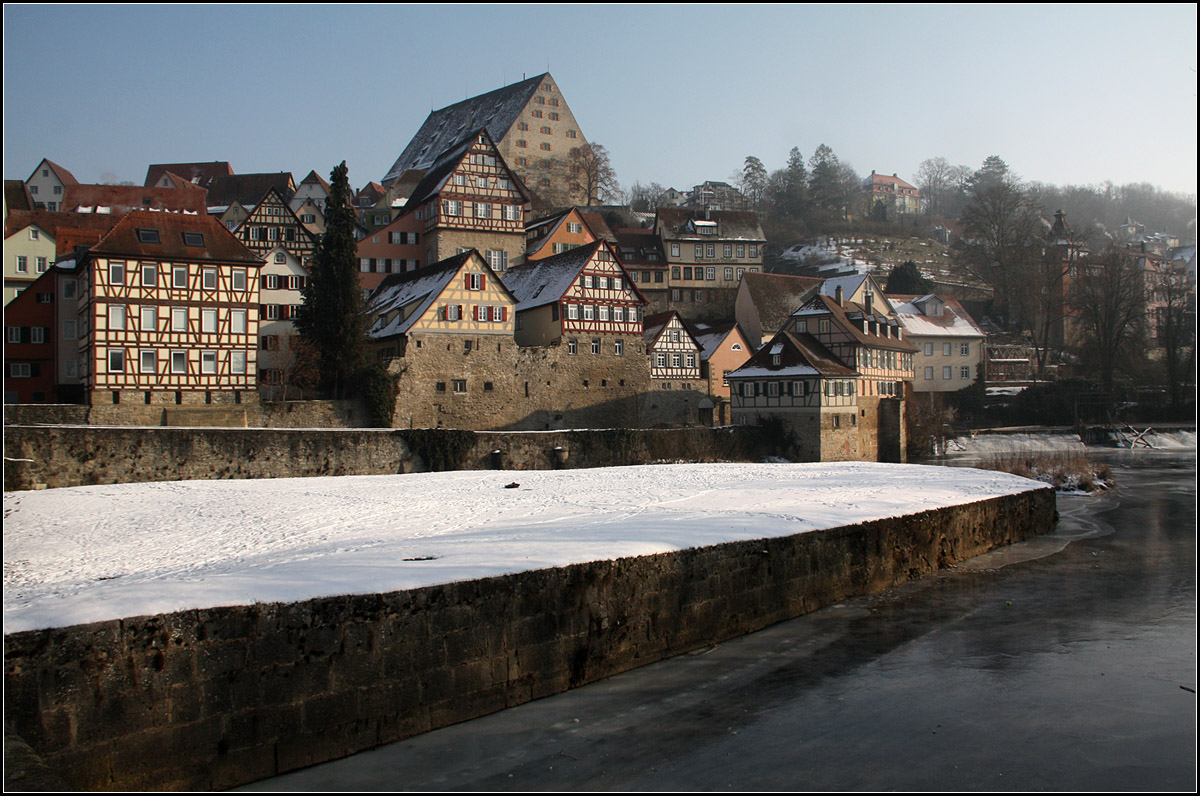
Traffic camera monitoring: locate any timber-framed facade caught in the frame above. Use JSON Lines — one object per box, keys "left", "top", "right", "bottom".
{"left": 75, "top": 211, "right": 263, "bottom": 406}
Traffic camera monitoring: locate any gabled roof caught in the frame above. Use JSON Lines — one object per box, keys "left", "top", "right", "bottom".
{"left": 5, "top": 180, "right": 35, "bottom": 212}
{"left": 298, "top": 170, "right": 332, "bottom": 194}
{"left": 366, "top": 251, "right": 515, "bottom": 339}
{"left": 144, "top": 161, "right": 234, "bottom": 188}
{"left": 27, "top": 159, "right": 79, "bottom": 186}
{"left": 399, "top": 128, "right": 529, "bottom": 215}
{"left": 728, "top": 330, "right": 857, "bottom": 380}
{"left": 87, "top": 210, "right": 263, "bottom": 265}
{"left": 655, "top": 208, "right": 765, "bottom": 241}
{"left": 503, "top": 241, "right": 602, "bottom": 311}
{"left": 886, "top": 294, "right": 986, "bottom": 339}
{"left": 383, "top": 73, "right": 549, "bottom": 184}
{"left": 793, "top": 293, "right": 918, "bottom": 353}
{"left": 690, "top": 321, "right": 748, "bottom": 361}
{"left": 740, "top": 271, "right": 823, "bottom": 331}
{"left": 204, "top": 173, "right": 295, "bottom": 208}
{"left": 643, "top": 310, "right": 701, "bottom": 350}
{"left": 613, "top": 228, "right": 666, "bottom": 268}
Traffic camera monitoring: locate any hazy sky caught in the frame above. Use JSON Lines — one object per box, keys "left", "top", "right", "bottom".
{"left": 4, "top": 4, "right": 1197, "bottom": 197}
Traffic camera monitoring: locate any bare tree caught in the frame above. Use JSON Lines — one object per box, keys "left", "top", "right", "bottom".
{"left": 1068, "top": 245, "right": 1148, "bottom": 393}
{"left": 569, "top": 142, "right": 620, "bottom": 206}
{"left": 1154, "top": 267, "right": 1196, "bottom": 409}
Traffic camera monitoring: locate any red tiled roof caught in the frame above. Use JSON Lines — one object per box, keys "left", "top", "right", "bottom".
{"left": 89, "top": 210, "right": 263, "bottom": 264}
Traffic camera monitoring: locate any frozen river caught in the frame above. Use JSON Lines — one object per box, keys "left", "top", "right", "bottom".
{"left": 242, "top": 449, "right": 1196, "bottom": 791}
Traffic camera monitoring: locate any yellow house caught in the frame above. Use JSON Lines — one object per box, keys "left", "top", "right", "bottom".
{"left": 4, "top": 222, "right": 56, "bottom": 305}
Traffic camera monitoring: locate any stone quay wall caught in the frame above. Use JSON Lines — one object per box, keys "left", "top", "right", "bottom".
{"left": 3, "top": 487, "right": 1057, "bottom": 791}
{"left": 3, "top": 424, "right": 780, "bottom": 491}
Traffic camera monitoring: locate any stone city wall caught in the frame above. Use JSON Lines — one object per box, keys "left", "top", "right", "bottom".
{"left": 3, "top": 487, "right": 1057, "bottom": 791}
{"left": 3, "top": 424, "right": 780, "bottom": 491}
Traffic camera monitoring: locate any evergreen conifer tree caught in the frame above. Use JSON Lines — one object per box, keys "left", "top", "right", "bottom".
{"left": 293, "top": 161, "right": 368, "bottom": 398}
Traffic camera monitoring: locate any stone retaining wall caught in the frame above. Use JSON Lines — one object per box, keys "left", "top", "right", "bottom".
{"left": 3, "top": 425, "right": 778, "bottom": 491}
{"left": 3, "top": 487, "right": 1056, "bottom": 791}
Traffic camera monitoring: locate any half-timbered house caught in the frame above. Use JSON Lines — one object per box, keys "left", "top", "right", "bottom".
{"left": 234, "top": 188, "right": 318, "bottom": 262}
{"left": 727, "top": 331, "right": 866, "bottom": 461}
{"left": 395, "top": 129, "right": 531, "bottom": 272}
{"left": 524, "top": 207, "right": 615, "bottom": 264}
{"left": 75, "top": 210, "right": 263, "bottom": 407}
{"left": 501, "top": 240, "right": 645, "bottom": 350}
{"left": 643, "top": 311, "right": 703, "bottom": 390}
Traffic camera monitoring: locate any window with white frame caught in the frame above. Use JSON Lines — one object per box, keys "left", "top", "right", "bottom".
{"left": 109, "top": 262, "right": 125, "bottom": 286}
{"left": 36, "top": 257, "right": 48, "bottom": 273}
{"left": 567, "top": 339, "right": 578, "bottom": 355}
{"left": 108, "top": 304, "right": 127, "bottom": 331}
{"left": 140, "top": 350, "right": 156, "bottom": 374}
{"left": 172, "top": 265, "right": 188, "bottom": 288}
{"left": 202, "top": 269, "right": 218, "bottom": 290}
{"left": 10, "top": 363, "right": 31, "bottom": 377}
{"left": 942, "top": 366, "right": 952, "bottom": 379}
{"left": 30, "top": 327, "right": 45, "bottom": 344}
{"left": 961, "top": 366, "right": 971, "bottom": 379}
{"left": 583, "top": 305, "right": 594, "bottom": 321}
{"left": 232, "top": 269, "right": 247, "bottom": 291}
{"left": 171, "top": 307, "right": 188, "bottom": 331}
{"left": 171, "top": 351, "right": 187, "bottom": 374}
{"left": 567, "top": 304, "right": 579, "bottom": 320}
{"left": 201, "top": 309, "right": 217, "bottom": 333}
{"left": 474, "top": 202, "right": 492, "bottom": 219}
{"left": 598, "top": 306, "right": 609, "bottom": 321}
{"left": 924, "top": 342, "right": 933, "bottom": 356}
{"left": 108, "top": 349, "right": 125, "bottom": 373}
{"left": 140, "top": 306, "right": 157, "bottom": 332}
{"left": 591, "top": 339, "right": 600, "bottom": 354}
{"left": 201, "top": 351, "right": 217, "bottom": 374}
{"left": 613, "top": 306, "right": 624, "bottom": 322}
{"left": 16, "top": 256, "right": 28, "bottom": 273}
{"left": 231, "top": 309, "right": 247, "bottom": 334}
{"left": 444, "top": 200, "right": 462, "bottom": 216}
{"left": 943, "top": 342, "right": 952, "bottom": 356}
{"left": 961, "top": 342, "right": 971, "bottom": 356}
{"left": 231, "top": 351, "right": 246, "bottom": 375}
{"left": 924, "top": 366, "right": 934, "bottom": 380}
{"left": 615, "top": 339, "right": 624, "bottom": 356}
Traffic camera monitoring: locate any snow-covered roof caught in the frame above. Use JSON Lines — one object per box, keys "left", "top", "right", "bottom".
{"left": 366, "top": 252, "right": 475, "bottom": 338}
{"left": 888, "top": 294, "right": 986, "bottom": 339}
{"left": 501, "top": 243, "right": 599, "bottom": 312}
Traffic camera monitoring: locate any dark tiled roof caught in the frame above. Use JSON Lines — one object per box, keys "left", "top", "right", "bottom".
{"left": 655, "top": 207, "right": 765, "bottom": 241}
{"left": 5, "top": 179, "right": 34, "bottom": 211}
{"left": 613, "top": 229, "right": 666, "bottom": 269}
{"left": 383, "top": 73, "right": 548, "bottom": 184}
{"left": 502, "top": 241, "right": 603, "bottom": 311}
{"left": 28, "top": 159, "right": 80, "bottom": 186}
{"left": 204, "top": 173, "right": 295, "bottom": 208}
{"left": 729, "top": 330, "right": 857, "bottom": 379}
{"left": 741, "top": 271, "right": 823, "bottom": 332}
{"left": 4, "top": 208, "right": 122, "bottom": 246}
{"left": 794, "top": 293, "right": 918, "bottom": 353}
{"left": 88, "top": 210, "right": 263, "bottom": 264}
{"left": 144, "top": 161, "right": 234, "bottom": 188}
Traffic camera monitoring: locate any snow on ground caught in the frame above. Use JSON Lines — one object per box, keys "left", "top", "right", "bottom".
{"left": 3, "top": 462, "right": 1047, "bottom": 634}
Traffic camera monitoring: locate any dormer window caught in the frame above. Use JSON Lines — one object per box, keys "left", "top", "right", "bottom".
{"left": 181, "top": 231, "right": 205, "bottom": 247}
{"left": 136, "top": 228, "right": 160, "bottom": 244}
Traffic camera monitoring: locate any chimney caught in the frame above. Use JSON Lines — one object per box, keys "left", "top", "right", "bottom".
{"left": 834, "top": 285, "right": 843, "bottom": 306}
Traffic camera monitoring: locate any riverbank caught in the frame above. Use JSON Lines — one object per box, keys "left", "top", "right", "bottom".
{"left": 4, "top": 463, "right": 1054, "bottom": 790}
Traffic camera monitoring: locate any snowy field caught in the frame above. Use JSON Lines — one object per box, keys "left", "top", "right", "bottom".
{"left": 3, "top": 462, "right": 1048, "bottom": 634}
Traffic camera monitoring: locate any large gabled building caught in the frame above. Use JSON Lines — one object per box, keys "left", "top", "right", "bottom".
{"left": 383, "top": 73, "right": 590, "bottom": 208}
{"left": 394, "top": 129, "right": 531, "bottom": 272}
